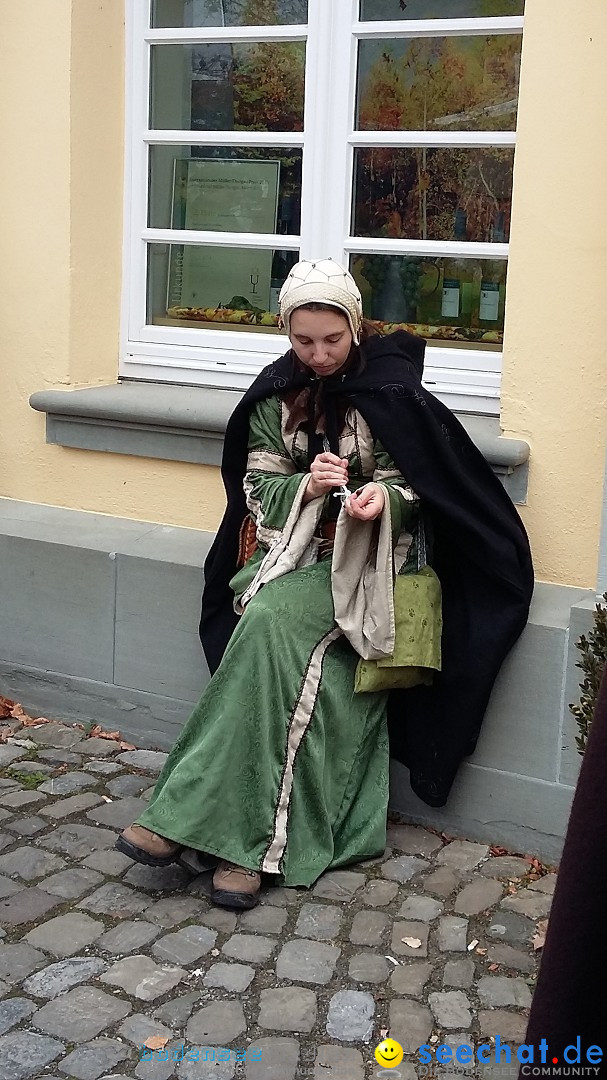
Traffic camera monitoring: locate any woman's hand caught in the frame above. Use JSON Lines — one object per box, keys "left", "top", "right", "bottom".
{"left": 345, "top": 483, "right": 385, "bottom": 521}
{"left": 306, "top": 452, "right": 349, "bottom": 500}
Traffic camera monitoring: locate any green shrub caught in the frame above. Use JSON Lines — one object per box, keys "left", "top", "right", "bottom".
{"left": 569, "top": 592, "right": 607, "bottom": 755}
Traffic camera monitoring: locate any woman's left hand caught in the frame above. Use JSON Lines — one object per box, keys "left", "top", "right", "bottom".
{"left": 344, "top": 483, "right": 385, "bottom": 521}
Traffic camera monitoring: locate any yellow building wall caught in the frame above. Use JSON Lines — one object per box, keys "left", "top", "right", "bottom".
{"left": 0, "top": 0, "right": 605, "bottom": 585}
{"left": 501, "top": 0, "right": 607, "bottom": 586}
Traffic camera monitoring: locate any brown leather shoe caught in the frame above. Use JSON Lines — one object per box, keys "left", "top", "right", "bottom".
{"left": 115, "top": 824, "right": 182, "bottom": 867}
{"left": 211, "top": 861, "right": 261, "bottom": 910}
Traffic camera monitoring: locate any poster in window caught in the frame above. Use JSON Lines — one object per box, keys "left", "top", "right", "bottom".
{"left": 168, "top": 157, "right": 280, "bottom": 313}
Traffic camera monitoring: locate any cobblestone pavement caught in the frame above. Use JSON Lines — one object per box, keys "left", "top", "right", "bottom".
{"left": 0, "top": 718, "right": 553, "bottom": 1080}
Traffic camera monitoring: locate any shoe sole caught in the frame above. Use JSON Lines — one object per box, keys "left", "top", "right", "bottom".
{"left": 115, "top": 834, "right": 183, "bottom": 868}
{"left": 210, "top": 886, "right": 260, "bottom": 911}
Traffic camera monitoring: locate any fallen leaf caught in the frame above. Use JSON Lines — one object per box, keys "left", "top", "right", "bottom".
{"left": 490, "top": 845, "right": 509, "bottom": 857}
{"left": 531, "top": 930, "right": 546, "bottom": 951}
{"left": 488, "top": 963, "right": 500, "bottom": 972}
{"left": 0, "top": 697, "right": 16, "bottom": 718}
{"left": 507, "top": 885, "right": 518, "bottom": 894}
{"left": 475, "top": 947, "right": 487, "bottom": 955}
{"left": 144, "top": 1036, "right": 169, "bottom": 1051}
{"left": 21, "top": 714, "right": 51, "bottom": 727}
{"left": 401, "top": 937, "right": 422, "bottom": 949}
{"left": 119, "top": 741, "right": 136, "bottom": 751}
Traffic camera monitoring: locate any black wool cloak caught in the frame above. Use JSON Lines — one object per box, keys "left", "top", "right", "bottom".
{"left": 519, "top": 668, "right": 607, "bottom": 1074}
{"left": 200, "top": 331, "right": 534, "bottom": 807}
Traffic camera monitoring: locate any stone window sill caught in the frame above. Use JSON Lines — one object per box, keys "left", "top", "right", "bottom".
{"left": 30, "top": 382, "right": 530, "bottom": 502}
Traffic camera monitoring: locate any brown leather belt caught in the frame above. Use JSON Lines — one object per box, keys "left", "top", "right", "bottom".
{"left": 316, "top": 520, "right": 337, "bottom": 542}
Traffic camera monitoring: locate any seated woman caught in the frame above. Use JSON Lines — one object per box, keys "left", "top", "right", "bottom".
{"left": 117, "top": 259, "right": 533, "bottom": 910}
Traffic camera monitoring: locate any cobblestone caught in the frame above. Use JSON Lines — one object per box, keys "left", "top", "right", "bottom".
{"left": 57, "top": 1036, "right": 128, "bottom": 1079}
{"left": 0, "top": 997, "right": 36, "bottom": 1035}
{"left": 437, "top": 840, "right": 489, "bottom": 870}
{"left": 312, "top": 870, "right": 365, "bottom": 900}
{"left": 203, "top": 962, "right": 256, "bottom": 992}
{"left": 397, "top": 894, "right": 443, "bottom": 921}
{"left": 86, "top": 796, "right": 150, "bottom": 830}
{"left": 389, "top": 961, "right": 433, "bottom": 996}
{"left": 222, "top": 933, "right": 277, "bottom": 963}
{"left": 500, "top": 888, "right": 552, "bottom": 919}
{"left": 258, "top": 987, "right": 317, "bottom": 1033}
{"left": 389, "top": 999, "right": 433, "bottom": 1053}
{"left": 381, "top": 854, "right": 429, "bottom": 882}
{"left": 454, "top": 876, "right": 504, "bottom": 915}
{"left": 295, "top": 902, "right": 342, "bottom": 941}
{"left": 100, "top": 954, "right": 187, "bottom": 1000}
{"left": 187, "top": 1001, "right": 246, "bottom": 1043}
{"left": 115, "top": 749, "right": 168, "bottom": 772}
{"left": 360, "top": 879, "right": 398, "bottom": 907}
{"left": 325, "top": 990, "right": 374, "bottom": 1042}
{"left": 0, "top": 886, "right": 61, "bottom": 925}
{"left": 38, "top": 771, "right": 94, "bottom": 795}
{"left": 313, "top": 1045, "right": 364, "bottom": 1079}
{"left": 477, "top": 974, "right": 533, "bottom": 1007}
{"left": 275, "top": 939, "right": 340, "bottom": 984}
{"left": 437, "top": 915, "right": 469, "bottom": 952}
{"left": 23, "top": 956, "right": 108, "bottom": 998}
{"left": 443, "top": 957, "right": 475, "bottom": 988}
{"left": 0, "top": 943, "right": 46, "bottom": 984}
{"left": 246, "top": 1037, "right": 300, "bottom": 1080}
{"left": 95, "top": 920, "right": 161, "bottom": 954}
{"left": 348, "top": 951, "right": 390, "bottom": 984}
{"left": 34, "top": 985, "right": 132, "bottom": 1042}
{"left": 25, "top": 913, "right": 105, "bottom": 956}
{"left": 349, "top": 909, "right": 388, "bottom": 946}
{"left": 152, "top": 924, "right": 217, "bottom": 965}
{"left": 0, "top": 1031, "right": 65, "bottom": 1080}
{"left": 391, "top": 919, "right": 430, "bottom": 957}
{"left": 0, "top": 715, "right": 550, "bottom": 1075}
{"left": 0, "top": 845, "right": 66, "bottom": 881}
{"left": 429, "top": 989, "right": 473, "bottom": 1029}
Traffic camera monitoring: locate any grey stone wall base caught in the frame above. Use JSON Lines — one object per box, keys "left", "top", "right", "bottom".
{"left": 0, "top": 662, "right": 191, "bottom": 752}
{"left": 389, "top": 761, "right": 574, "bottom": 864}
{"left": 0, "top": 497, "right": 598, "bottom": 863}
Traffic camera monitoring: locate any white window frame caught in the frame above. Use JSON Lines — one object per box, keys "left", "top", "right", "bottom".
{"left": 121, "top": 0, "right": 524, "bottom": 414}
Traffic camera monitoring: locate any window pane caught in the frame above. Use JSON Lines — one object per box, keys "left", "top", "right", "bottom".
{"left": 149, "top": 146, "right": 302, "bottom": 234}
{"left": 152, "top": 0, "right": 308, "bottom": 28}
{"left": 148, "top": 243, "right": 298, "bottom": 327}
{"left": 150, "top": 42, "right": 305, "bottom": 131}
{"left": 360, "top": 0, "right": 523, "bottom": 19}
{"left": 353, "top": 147, "right": 512, "bottom": 242}
{"left": 350, "top": 252, "right": 506, "bottom": 345}
{"left": 356, "top": 36, "right": 521, "bottom": 131}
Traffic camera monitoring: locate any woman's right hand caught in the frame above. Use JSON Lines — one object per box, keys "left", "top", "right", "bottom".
{"left": 307, "top": 452, "right": 349, "bottom": 499}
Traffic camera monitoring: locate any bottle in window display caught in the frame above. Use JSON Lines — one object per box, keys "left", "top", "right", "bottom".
{"left": 441, "top": 209, "right": 473, "bottom": 328}
{"left": 270, "top": 198, "right": 296, "bottom": 315}
{"left": 478, "top": 212, "right": 507, "bottom": 331}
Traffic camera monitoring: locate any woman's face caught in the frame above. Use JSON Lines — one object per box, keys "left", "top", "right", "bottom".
{"left": 289, "top": 308, "right": 352, "bottom": 377}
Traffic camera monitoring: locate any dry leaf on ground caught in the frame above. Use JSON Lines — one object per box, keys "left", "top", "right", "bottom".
{"left": 144, "top": 1036, "right": 169, "bottom": 1051}
{"left": 0, "top": 697, "right": 16, "bottom": 718}
{"left": 531, "top": 918, "right": 548, "bottom": 951}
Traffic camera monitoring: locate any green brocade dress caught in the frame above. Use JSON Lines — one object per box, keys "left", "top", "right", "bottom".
{"left": 136, "top": 394, "right": 420, "bottom": 886}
